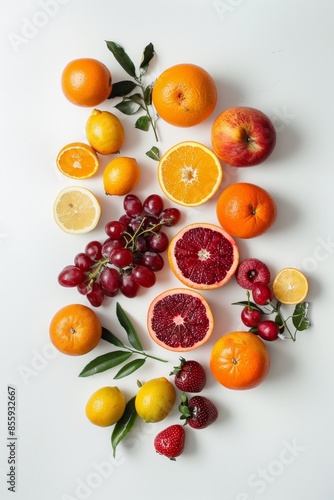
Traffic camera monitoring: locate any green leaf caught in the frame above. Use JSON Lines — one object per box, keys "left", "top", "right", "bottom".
{"left": 139, "top": 43, "right": 155, "bottom": 75}
{"left": 111, "top": 396, "right": 138, "bottom": 457}
{"left": 143, "top": 83, "right": 153, "bottom": 105}
{"left": 292, "top": 302, "right": 311, "bottom": 331}
{"left": 115, "top": 99, "right": 141, "bottom": 115}
{"left": 135, "top": 115, "right": 150, "bottom": 131}
{"left": 109, "top": 80, "right": 137, "bottom": 98}
{"left": 116, "top": 302, "right": 143, "bottom": 350}
{"left": 275, "top": 314, "right": 285, "bottom": 333}
{"left": 105, "top": 41, "right": 137, "bottom": 78}
{"left": 101, "top": 327, "right": 125, "bottom": 348}
{"left": 78, "top": 351, "right": 132, "bottom": 377}
{"left": 231, "top": 300, "right": 264, "bottom": 313}
{"left": 146, "top": 146, "right": 160, "bottom": 161}
{"left": 114, "top": 358, "right": 146, "bottom": 379}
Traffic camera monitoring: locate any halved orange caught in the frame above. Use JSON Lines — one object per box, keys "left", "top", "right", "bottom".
{"left": 158, "top": 141, "right": 223, "bottom": 207}
{"left": 272, "top": 268, "right": 309, "bottom": 305}
{"left": 168, "top": 222, "right": 239, "bottom": 289}
{"left": 56, "top": 142, "right": 99, "bottom": 179}
{"left": 147, "top": 288, "right": 214, "bottom": 352}
{"left": 53, "top": 186, "right": 101, "bottom": 234}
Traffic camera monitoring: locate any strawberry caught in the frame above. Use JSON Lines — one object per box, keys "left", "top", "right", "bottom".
{"left": 179, "top": 393, "right": 218, "bottom": 429}
{"left": 154, "top": 424, "right": 185, "bottom": 460}
{"left": 170, "top": 357, "right": 206, "bottom": 393}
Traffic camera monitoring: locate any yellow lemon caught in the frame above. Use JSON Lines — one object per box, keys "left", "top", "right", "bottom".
{"left": 135, "top": 377, "right": 176, "bottom": 423}
{"left": 272, "top": 268, "right": 309, "bottom": 305}
{"left": 86, "top": 109, "right": 125, "bottom": 155}
{"left": 103, "top": 157, "right": 140, "bottom": 196}
{"left": 53, "top": 186, "right": 101, "bottom": 234}
{"left": 85, "top": 386, "right": 126, "bottom": 427}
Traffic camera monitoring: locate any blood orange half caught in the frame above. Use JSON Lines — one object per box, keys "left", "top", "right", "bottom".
{"left": 168, "top": 223, "right": 239, "bottom": 289}
{"left": 147, "top": 288, "right": 214, "bottom": 352}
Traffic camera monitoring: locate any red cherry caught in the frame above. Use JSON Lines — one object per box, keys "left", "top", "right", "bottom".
{"left": 241, "top": 306, "right": 262, "bottom": 328}
{"left": 257, "top": 320, "right": 279, "bottom": 341}
{"left": 252, "top": 282, "right": 273, "bottom": 305}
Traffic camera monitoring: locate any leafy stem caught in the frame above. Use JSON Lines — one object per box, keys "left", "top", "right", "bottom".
{"left": 106, "top": 41, "right": 159, "bottom": 141}
{"left": 79, "top": 303, "right": 167, "bottom": 378}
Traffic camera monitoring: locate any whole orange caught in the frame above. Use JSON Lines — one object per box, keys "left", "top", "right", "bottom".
{"left": 216, "top": 182, "right": 277, "bottom": 239}
{"left": 61, "top": 58, "right": 112, "bottom": 107}
{"left": 210, "top": 331, "right": 270, "bottom": 390}
{"left": 152, "top": 63, "right": 217, "bottom": 127}
{"left": 49, "top": 304, "right": 102, "bottom": 355}
{"left": 103, "top": 157, "right": 140, "bottom": 196}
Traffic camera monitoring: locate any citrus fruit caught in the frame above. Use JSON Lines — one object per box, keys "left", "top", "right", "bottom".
{"left": 216, "top": 182, "right": 277, "bottom": 239}
{"left": 85, "top": 109, "right": 125, "bottom": 155}
{"left": 147, "top": 288, "right": 214, "bottom": 352}
{"left": 135, "top": 377, "right": 176, "bottom": 423}
{"left": 61, "top": 58, "right": 112, "bottom": 107}
{"left": 272, "top": 268, "right": 309, "bottom": 305}
{"left": 152, "top": 63, "right": 217, "bottom": 127}
{"left": 53, "top": 186, "right": 101, "bottom": 234}
{"left": 168, "top": 223, "right": 239, "bottom": 290}
{"left": 157, "top": 141, "right": 223, "bottom": 207}
{"left": 103, "top": 157, "right": 140, "bottom": 196}
{"left": 210, "top": 331, "right": 270, "bottom": 390}
{"left": 56, "top": 142, "right": 99, "bottom": 179}
{"left": 49, "top": 303, "right": 102, "bottom": 355}
{"left": 85, "top": 386, "right": 126, "bottom": 427}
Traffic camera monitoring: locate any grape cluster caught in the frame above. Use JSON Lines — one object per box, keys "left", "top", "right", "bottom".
{"left": 58, "top": 193, "right": 181, "bottom": 307}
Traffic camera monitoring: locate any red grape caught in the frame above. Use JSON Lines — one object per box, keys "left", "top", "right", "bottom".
{"left": 143, "top": 194, "right": 164, "bottom": 216}
{"left": 99, "top": 267, "right": 120, "bottom": 293}
{"left": 85, "top": 241, "right": 102, "bottom": 261}
{"left": 74, "top": 253, "right": 93, "bottom": 272}
{"left": 132, "top": 265, "right": 156, "bottom": 288}
{"left": 110, "top": 248, "right": 133, "bottom": 268}
{"left": 86, "top": 282, "right": 105, "bottom": 307}
{"left": 123, "top": 194, "right": 143, "bottom": 217}
{"left": 149, "top": 231, "right": 169, "bottom": 253}
{"left": 140, "top": 251, "right": 164, "bottom": 271}
{"left": 160, "top": 207, "right": 181, "bottom": 226}
{"left": 120, "top": 273, "right": 139, "bottom": 298}
{"left": 105, "top": 221, "right": 126, "bottom": 240}
{"left": 58, "top": 265, "right": 85, "bottom": 287}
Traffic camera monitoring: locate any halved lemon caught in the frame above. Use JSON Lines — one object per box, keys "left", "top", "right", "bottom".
{"left": 158, "top": 141, "right": 223, "bottom": 207}
{"left": 272, "top": 268, "right": 309, "bottom": 305}
{"left": 56, "top": 142, "right": 99, "bottom": 179}
{"left": 53, "top": 186, "right": 101, "bottom": 234}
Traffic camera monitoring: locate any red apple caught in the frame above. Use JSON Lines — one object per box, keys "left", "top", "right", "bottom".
{"left": 211, "top": 106, "right": 276, "bottom": 167}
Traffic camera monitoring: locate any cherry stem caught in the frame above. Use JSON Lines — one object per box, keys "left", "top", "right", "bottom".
{"left": 267, "top": 302, "right": 297, "bottom": 342}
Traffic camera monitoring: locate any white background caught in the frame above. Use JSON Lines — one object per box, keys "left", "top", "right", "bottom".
{"left": 1, "top": 1, "right": 333, "bottom": 499}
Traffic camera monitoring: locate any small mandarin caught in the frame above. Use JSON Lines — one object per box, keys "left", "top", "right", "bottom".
{"left": 103, "top": 157, "right": 140, "bottom": 196}
{"left": 61, "top": 58, "right": 112, "bottom": 107}
{"left": 49, "top": 303, "right": 102, "bottom": 355}
{"left": 216, "top": 182, "right": 277, "bottom": 239}
{"left": 210, "top": 331, "right": 270, "bottom": 390}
